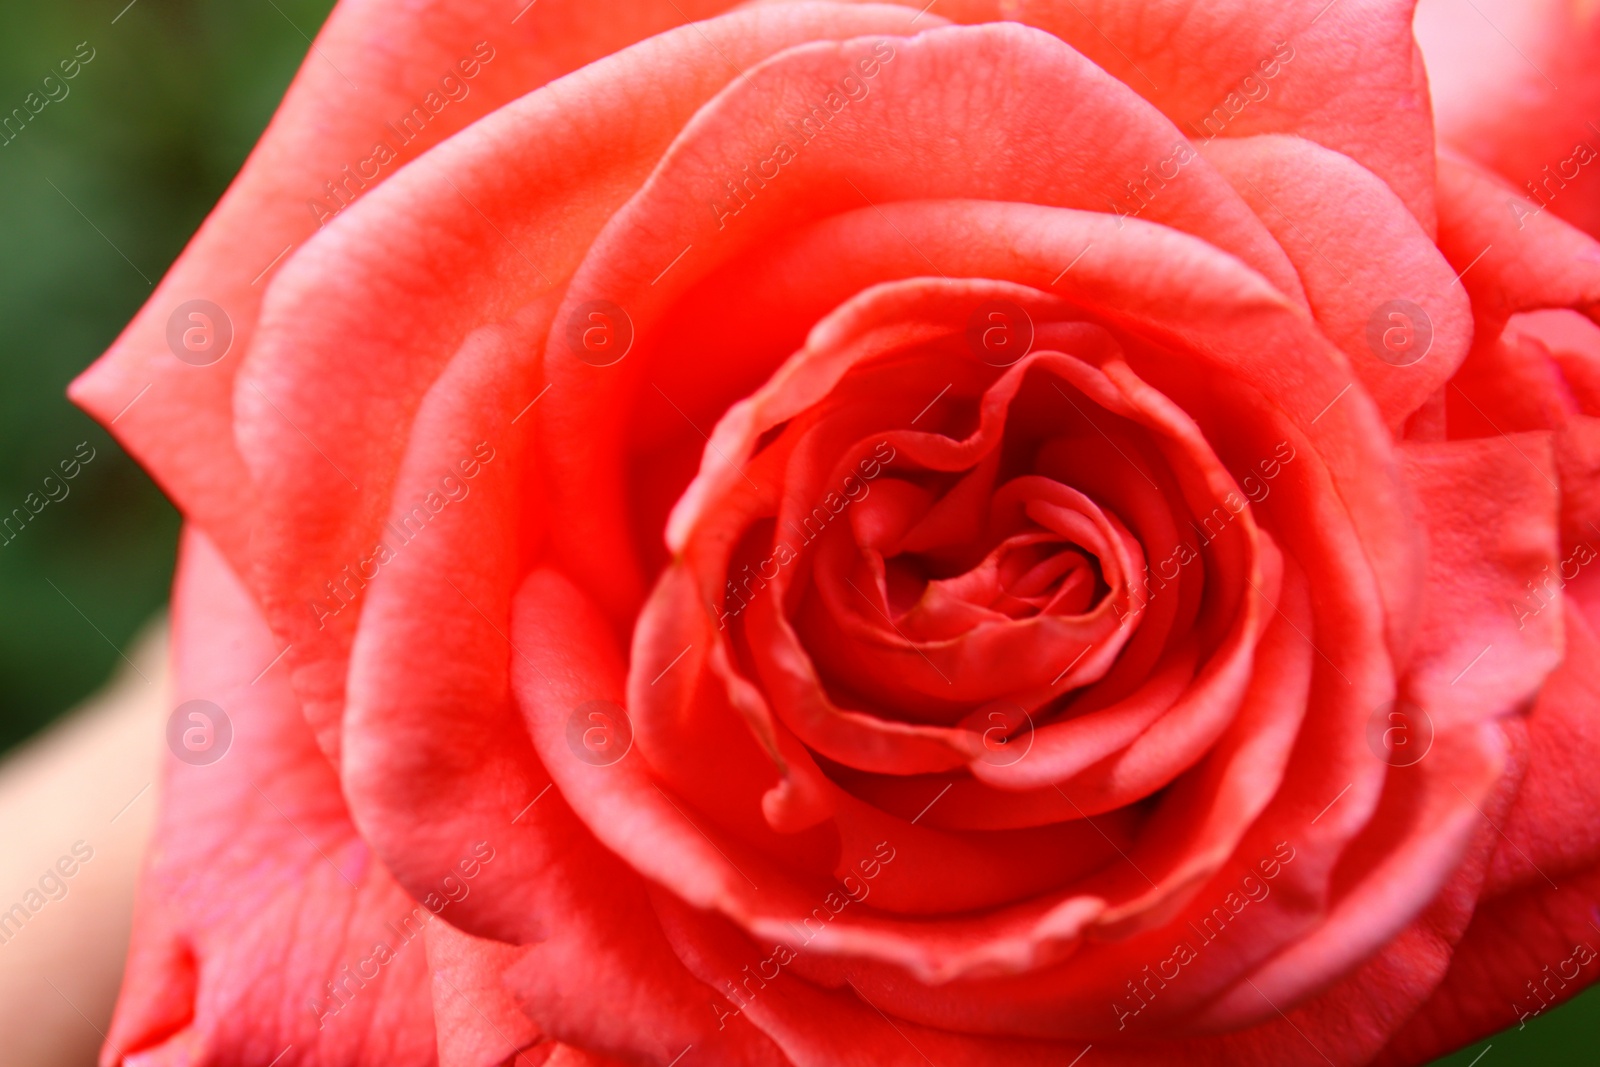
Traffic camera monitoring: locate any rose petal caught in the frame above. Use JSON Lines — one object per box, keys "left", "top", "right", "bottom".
{"left": 899, "top": 0, "right": 1440, "bottom": 228}
{"left": 545, "top": 19, "right": 1308, "bottom": 618}
{"left": 1417, "top": 0, "right": 1600, "bottom": 239}
{"left": 1397, "top": 435, "right": 1563, "bottom": 728}
{"left": 1202, "top": 134, "right": 1472, "bottom": 428}
{"left": 109, "top": 529, "right": 437, "bottom": 1066}
{"left": 235, "top": 1, "right": 942, "bottom": 763}
{"left": 67, "top": 0, "right": 749, "bottom": 573}
{"left": 1435, "top": 154, "right": 1600, "bottom": 330}
{"left": 425, "top": 922, "right": 542, "bottom": 1067}
{"left": 1483, "top": 602, "right": 1600, "bottom": 894}
{"left": 1371, "top": 863, "right": 1600, "bottom": 1065}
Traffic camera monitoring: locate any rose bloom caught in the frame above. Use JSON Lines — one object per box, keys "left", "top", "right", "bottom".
{"left": 70, "top": 1, "right": 1600, "bottom": 1064}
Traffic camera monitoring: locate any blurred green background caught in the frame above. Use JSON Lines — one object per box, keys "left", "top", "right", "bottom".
{"left": 0, "top": 1, "right": 1594, "bottom": 1063}
{"left": 0, "top": 0, "right": 336, "bottom": 749}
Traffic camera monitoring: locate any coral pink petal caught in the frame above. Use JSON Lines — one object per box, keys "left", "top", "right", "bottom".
{"left": 66, "top": 0, "right": 746, "bottom": 575}
{"left": 234, "top": 2, "right": 940, "bottom": 764}
{"left": 1435, "top": 154, "right": 1600, "bottom": 329}
{"left": 1371, "top": 862, "right": 1600, "bottom": 1065}
{"left": 1417, "top": 0, "right": 1600, "bottom": 239}
{"left": 108, "top": 529, "right": 437, "bottom": 1066}
{"left": 908, "top": 0, "right": 1439, "bottom": 228}
{"left": 424, "top": 922, "right": 544, "bottom": 1067}
{"left": 1397, "top": 436, "right": 1563, "bottom": 727}
{"left": 1202, "top": 134, "right": 1472, "bottom": 428}
{"left": 543, "top": 20, "right": 1308, "bottom": 618}
{"left": 1482, "top": 603, "right": 1600, "bottom": 894}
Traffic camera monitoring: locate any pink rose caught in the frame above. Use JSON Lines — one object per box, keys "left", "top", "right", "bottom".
{"left": 73, "top": 2, "right": 1600, "bottom": 1064}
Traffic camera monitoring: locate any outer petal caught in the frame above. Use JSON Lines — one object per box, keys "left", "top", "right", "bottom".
{"left": 1483, "top": 602, "right": 1600, "bottom": 894}
{"left": 339, "top": 307, "right": 791, "bottom": 1067}
{"left": 872, "top": 0, "right": 1440, "bottom": 228}
{"left": 107, "top": 529, "right": 440, "bottom": 1066}
{"left": 67, "top": 0, "right": 743, "bottom": 573}
{"left": 238, "top": 2, "right": 942, "bottom": 763}
{"left": 424, "top": 922, "right": 542, "bottom": 1067}
{"left": 1372, "top": 864, "right": 1600, "bottom": 1065}
{"left": 1202, "top": 134, "right": 1472, "bottom": 428}
{"left": 1434, "top": 154, "right": 1600, "bottom": 331}
{"left": 1396, "top": 435, "right": 1563, "bottom": 728}
{"left": 1417, "top": 0, "right": 1600, "bottom": 239}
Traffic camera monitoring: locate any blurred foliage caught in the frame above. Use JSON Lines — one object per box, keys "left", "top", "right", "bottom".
{"left": 0, "top": 0, "right": 334, "bottom": 750}
{"left": 0, "top": 1, "right": 1595, "bottom": 1063}
{"left": 1433, "top": 984, "right": 1600, "bottom": 1066}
